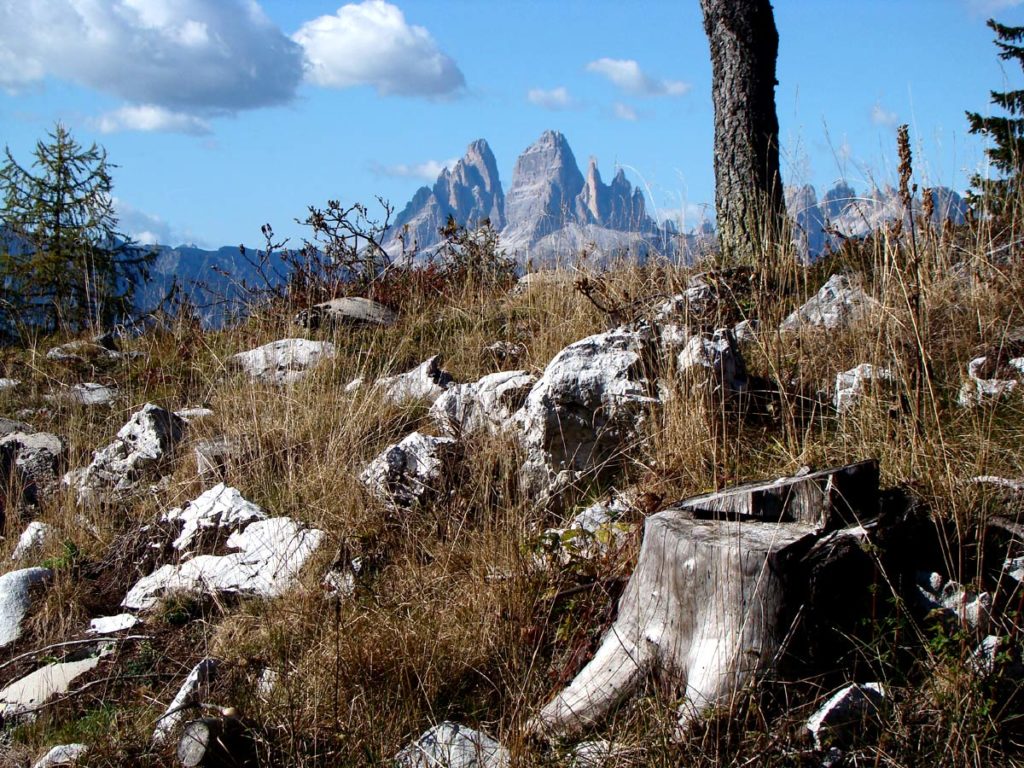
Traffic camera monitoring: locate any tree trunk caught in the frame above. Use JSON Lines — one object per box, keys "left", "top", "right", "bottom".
{"left": 700, "top": 0, "right": 786, "bottom": 263}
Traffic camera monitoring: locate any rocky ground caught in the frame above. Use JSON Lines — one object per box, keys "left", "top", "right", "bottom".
{"left": 0, "top": 224, "right": 1023, "bottom": 767}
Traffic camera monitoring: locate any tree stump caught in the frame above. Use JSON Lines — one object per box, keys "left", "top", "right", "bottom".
{"left": 531, "top": 513, "right": 817, "bottom": 737}
{"left": 530, "top": 461, "right": 884, "bottom": 738}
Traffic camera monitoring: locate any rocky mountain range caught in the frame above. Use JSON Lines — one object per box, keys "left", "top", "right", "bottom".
{"left": 385, "top": 130, "right": 678, "bottom": 265}
{"left": 786, "top": 182, "right": 967, "bottom": 260}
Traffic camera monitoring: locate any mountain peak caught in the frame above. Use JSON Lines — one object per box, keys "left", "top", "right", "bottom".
{"left": 389, "top": 138, "right": 505, "bottom": 251}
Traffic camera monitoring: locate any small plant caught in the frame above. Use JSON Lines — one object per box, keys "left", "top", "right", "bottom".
{"left": 41, "top": 540, "right": 80, "bottom": 572}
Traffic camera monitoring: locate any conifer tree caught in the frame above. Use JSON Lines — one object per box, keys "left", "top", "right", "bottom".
{"left": 0, "top": 123, "right": 152, "bottom": 334}
{"left": 967, "top": 20, "right": 1024, "bottom": 216}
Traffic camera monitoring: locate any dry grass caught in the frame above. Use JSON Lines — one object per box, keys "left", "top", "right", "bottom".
{"left": 2, "top": 212, "right": 1024, "bottom": 766}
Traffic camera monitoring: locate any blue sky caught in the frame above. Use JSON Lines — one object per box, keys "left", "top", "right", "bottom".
{"left": 1, "top": 0, "right": 1022, "bottom": 249}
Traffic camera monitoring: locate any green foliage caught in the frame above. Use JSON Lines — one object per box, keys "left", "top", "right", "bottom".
{"left": 41, "top": 540, "right": 80, "bottom": 572}
{"left": 0, "top": 123, "right": 153, "bottom": 335}
{"left": 967, "top": 20, "right": 1024, "bottom": 217}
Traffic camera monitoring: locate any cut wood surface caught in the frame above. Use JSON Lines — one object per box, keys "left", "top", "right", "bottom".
{"left": 672, "top": 459, "right": 879, "bottom": 529}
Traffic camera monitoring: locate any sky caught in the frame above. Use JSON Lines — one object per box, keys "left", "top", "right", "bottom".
{"left": 1, "top": 0, "right": 1023, "bottom": 250}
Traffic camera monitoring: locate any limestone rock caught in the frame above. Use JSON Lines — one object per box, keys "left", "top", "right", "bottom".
{"left": 430, "top": 370, "right": 536, "bottom": 437}
{"left": 805, "top": 682, "right": 887, "bottom": 751}
{"left": 67, "top": 403, "right": 186, "bottom": 505}
{"left": 395, "top": 721, "right": 510, "bottom": 768}
{"left": 1, "top": 431, "right": 64, "bottom": 504}
{"left": 152, "top": 658, "right": 219, "bottom": 746}
{"left": 0, "top": 644, "right": 109, "bottom": 719}
{"left": 0, "top": 417, "right": 33, "bottom": 438}
{"left": 0, "top": 567, "right": 52, "bottom": 649}
{"left": 31, "top": 743, "right": 88, "bottom": 767}
{"left": 231, "top": 338, "right": 336, "bottom": 385}
{"left": 294, "top": 296, "right": 397, "bottom": 330}
{"left": 780, "top": 274, "right": 876, "bottom": 331}
{"left": 88, "top": 613, "right": 141, "bottom": 634}
{"left": 46, "top": 334, "right": 122, "bottom": 364}
{"left": 958, "top": 355, "right": 1024, "bottom": 407}
{"left": 376, "top": 356, "right": 454, "bottom": 406}
{"left": 914, "top": 572, "right": 991, "bottom": 634}
{"left": 194, "top": 437, "right": 240, "bottom": 479}
{"left": 654, "top": 275, "right": 718, "bottom": 330}
{"left": 48, "top": 383, "right": 119, "bottom": 407}
{"left": 482, "top": 341, "right": 525, "bottom": 364}
{"left": 361, "top": 432, "right": 460, "bottom": 508}
{"left": 175, "top": 407, "right": 215, "bottom": 423}
{"left": 834, "top": 364, "right": 896, "bottom": 412}
{"left": 0, "top": 378, "right": 19, "bottom": 391}
{"left": 674, "top": 329, "right": 747, "bottom": 396}
{"left": 514, "top": 327, "right": 656, "bottom": 503}
{"left": 512, "top": 270, "right": 572, "bottom": 295}
{"left": 539, "top": 495, "right": 636, "bottom": 569}
{"left": 11, "top": 521, "right": 52, "bottom": 561}
{"left": 163, "top": 483, "right": 267, "bottom": 552}
{"left": 122, "top": 517, "right": 323, "bottom": 611}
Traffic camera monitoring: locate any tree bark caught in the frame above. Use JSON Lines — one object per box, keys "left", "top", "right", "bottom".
{"left": 700, "top": 0, "right": 787, "bottom": 263}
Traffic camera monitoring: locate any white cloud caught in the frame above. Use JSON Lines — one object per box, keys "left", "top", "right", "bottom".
{"left": 0, "top": 1, "right": 304, "bottom": 116}
{"left": 372, "top": 158, "right": 459, "bottom": 180}
{"left": 613, "top": 102, "right": 638, "bottom": 121}
{"left": 293, "top": 1, "right": 464, "bottom": 98}
{"left": 586, "top": 58, "right": 689, "bottom": 97}
{"left": 527, "top": 86, "right": 575, "bottom": 110}
{"left": 94, "top": 105, "right": 211, "bottom": 135}
{"left": 871, "top": 102, "right": 899, "bottom": 129}
{"left": 114, "top": 198, "right": 181, "bottom": 246}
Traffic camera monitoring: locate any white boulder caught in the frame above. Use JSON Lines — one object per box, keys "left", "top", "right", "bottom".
{"left": 231, "top": 338, "right": 336, "bottom": 385}
{"left": 0, "top": 644, "right": 110, "bottom": 719}
{"left": 1, "top": 431, "right": 64, "bottom": 504}
{"left": 805, "top": 682, "right": 887, "bottom": 751}
{"left": 11, "top": 521, "right": 52, "bottom": 561}
{"left": 361, "top": 432, "right": 459, "bottom": 508}
{"left": 31, "top": 743, "right": 88, "bottom": 767}
{"left": 152, "top": 658, "right": 219, "bottom": 746}
{"left": 376, "top": 356, "right": 454, "bottom": 406}
{"left": 163, "top": 484, "right": 266, "bottom": 552}
{"left": 958, "top": 355, "right": 1024, "bottom": 407}
{"left": 540, "top": 496, "right": 636, "bottom": 569}
{"left": 88, "top": 613, "right": 141, "bottom": 634}
{"left": 66, "top": 403, "right": 186, "bottom": 504}
{"left": 514, "top": 327, "right": 656, "bottom": 501}
{"left": 834, "top": 364, "right": 897, "bottom": 412}
{"left": 63, "top": 383, "right": 118, "bottom": 406}
{"left": 122, "top": 517, "right": 323, "bottom": 611}
{"left": 780, "top": 274, "right": 876, "bottom": 331}
{"left": 674, "top": 329, "right": 747, "bottom": 395}
{"left": 294, "top": 296, "right": 397, "bottom": 329}
{"left": 0, "top": 567, "right": 52, "bottom": 649}
{"left": 395, "top": 721, "right": 510, "bottom": 768}
{"left": 429, "top": 370, "right": 536, "bottom": 437}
